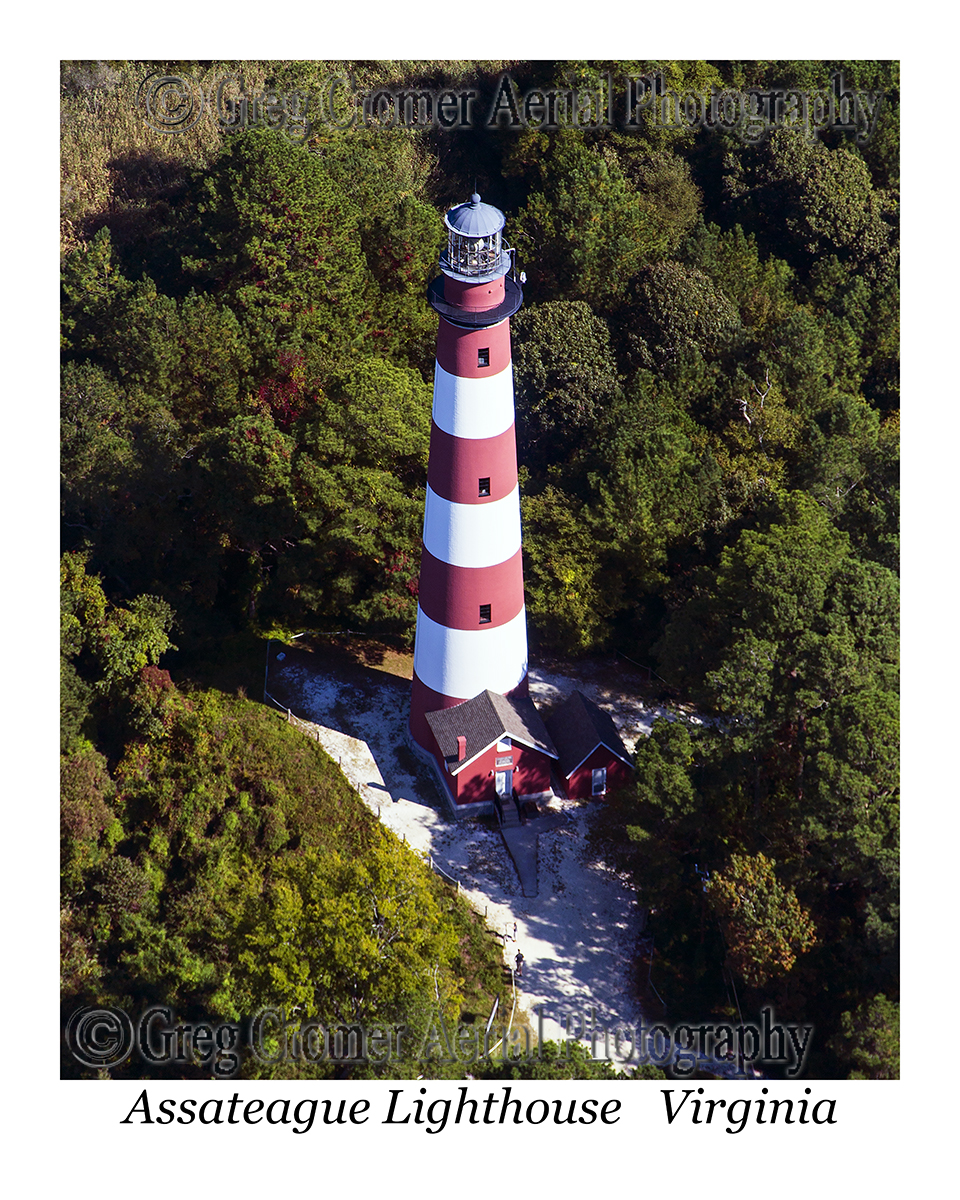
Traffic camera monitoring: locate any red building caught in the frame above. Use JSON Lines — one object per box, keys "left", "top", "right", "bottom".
{"left": 545, "top": 690, "right": 633, "bottom": 800}
{"left": 424, "top": 689, "right": 558, "bottom": 813}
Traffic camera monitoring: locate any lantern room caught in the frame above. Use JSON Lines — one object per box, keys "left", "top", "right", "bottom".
{"left": 440, "top": 192, "right": 511, "bottom": 282}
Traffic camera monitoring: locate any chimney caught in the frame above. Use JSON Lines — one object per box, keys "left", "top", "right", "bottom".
{"left": 457, "top": 735, "right": 466, "bottom": 762}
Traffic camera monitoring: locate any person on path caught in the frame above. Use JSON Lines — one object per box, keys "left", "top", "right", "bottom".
{"left": 515, "top": 951, "right": 524, "bottom": 978}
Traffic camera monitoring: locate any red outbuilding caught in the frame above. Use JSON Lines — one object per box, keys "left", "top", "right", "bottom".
{"left": 424, "top": 688, "right": 558, "bottom": 814}
{"left": 545, "top": 690, "right": 633, "bottom": 800}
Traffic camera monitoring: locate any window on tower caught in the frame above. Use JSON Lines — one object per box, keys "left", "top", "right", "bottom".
{"left": 479, "top": 605, "right": 492, "bottom": 624}
{"left": 477, "top": 348, "right": 490, "bottom": 368}
{"left": 478, "top": 477, "right": 491, "bottom": 497}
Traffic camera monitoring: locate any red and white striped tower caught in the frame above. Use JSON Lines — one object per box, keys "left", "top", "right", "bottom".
{"left": 409, "top": 193, "right": 527, "bottom": 751}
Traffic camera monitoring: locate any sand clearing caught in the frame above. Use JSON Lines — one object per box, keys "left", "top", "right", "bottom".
{"left": 273, "top": 654, "right": 679, "bottom": 1047}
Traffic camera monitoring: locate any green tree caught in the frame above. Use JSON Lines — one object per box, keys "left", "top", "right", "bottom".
{"left": 806, "top": 690, "right": 899, "bottom": 866}
{"left": 61, "top": 361, "right": 195, "bottom": 609}
{"left": 61, "top": 551, "right": 176, "bottom": 710}
{"left": 830, "top": 994, "right": 899, "bottom": 1079}
{"left": 803, "top": 687, "right": 899, "bottom": 971}
{"left": 591, "top": 717, "right": 699, "bottom": 908}
{"left": 166, "top": 291, "right": 254, "bottom": 431}
{"left": 506, "top": 130, "right": 679, "bottom": 310}
{"left": 196, "top": 413, "right": 298, "bottom": 563}
{"left": 279, "top": 357, "right": 430, "bottom": 639}
{"left": 798, "top": 394, "right": 899, "bottom": 570}
{"left": 707, "top": 852, "right": 816, "bottom": 988}
{"left": 184, "top": 127, "right": 370, "bottom": 374}
{"left": 620, "top": 260, "right": 742, "bottom": 372}
{"left": 654, "top": 491, "right": 899, "bottom": 725}
{"left": 478, "top": 1038, "right": 665, "bottom": 1080}
{"left": 680, "top": 221, "right": 796, "bottom": 343}
{"left": 62, "top": 227, "right": 188, "bottom": 393}
{"left": 521, "top": 484, "right": 622, "bottom": 654}
{"left": 61, "top": 745, "right": 119, "bottom": 892}
{"left": 313, "top": 127, "right": 443, "bottom": 371}
{"left": 614, "top": 146, "right": 702, "bottom": 250}
{"left": 726, "top": 128, "right": 898, "bottom": 280}
{"left": 233, "top": 840, "right": 462, "bottom": 1029}
{"left": 61, "top": 225, "right": 130, "bottom": 354}
{"left": 511, "top": 300, "right": 622, "bottom": 471}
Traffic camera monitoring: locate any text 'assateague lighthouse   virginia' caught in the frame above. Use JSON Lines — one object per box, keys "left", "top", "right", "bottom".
{"left": 409, "top": 194, "right": 528, "bottom": 744}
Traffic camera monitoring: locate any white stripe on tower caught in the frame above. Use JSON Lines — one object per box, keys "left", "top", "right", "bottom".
{"left": 431, "top": 361, "right": 516, "bottom": 439}
{"left": 413, "top": 607, "right": 528, "bottom": 700}
{"left": 410, "top": 195, "right": 528, "bottom": 752}
{"left": 422, "top": 484, "right": 521, "bottom": 568}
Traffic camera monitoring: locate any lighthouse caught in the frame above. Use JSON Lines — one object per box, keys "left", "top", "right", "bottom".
{"left": 409, "top": 193, "right": 528, "bottom": 755}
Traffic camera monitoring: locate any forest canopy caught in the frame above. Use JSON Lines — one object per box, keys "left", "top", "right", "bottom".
{"left": 61, "top": 59, "right": 898, "bottom": 1080}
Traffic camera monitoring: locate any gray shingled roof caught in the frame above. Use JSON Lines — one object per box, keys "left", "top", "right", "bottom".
{"left": 425, "top": 689, "right": 558, "bottom": 775}
{"left": 544, "top": 690, "right": 632, "bottom": 780}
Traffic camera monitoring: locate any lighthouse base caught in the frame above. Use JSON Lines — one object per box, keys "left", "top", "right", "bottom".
{"left": 407, "top": 672, "right": 560, "bottom": 820}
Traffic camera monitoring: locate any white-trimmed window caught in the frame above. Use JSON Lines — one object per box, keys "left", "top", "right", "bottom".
{"left": 591, "top": 767, "right": 607, "bottom": 796}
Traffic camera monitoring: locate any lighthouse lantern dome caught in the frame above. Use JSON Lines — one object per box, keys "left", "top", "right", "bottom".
{"left": 440, "top": 192, "right": 511, "bottom": 282}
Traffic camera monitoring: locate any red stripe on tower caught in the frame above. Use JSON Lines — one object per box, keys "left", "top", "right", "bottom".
{"left": 409, "top": 193, "right": 527, "bottom": 752}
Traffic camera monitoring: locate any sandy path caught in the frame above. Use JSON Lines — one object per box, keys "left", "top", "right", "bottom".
{"left": 271, "top": 655, "right": 675, "bottom": 1049}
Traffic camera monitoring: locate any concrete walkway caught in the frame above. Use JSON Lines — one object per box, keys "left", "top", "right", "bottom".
{"left": 501, "top": 812, "right": 566, "bottom": 897}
